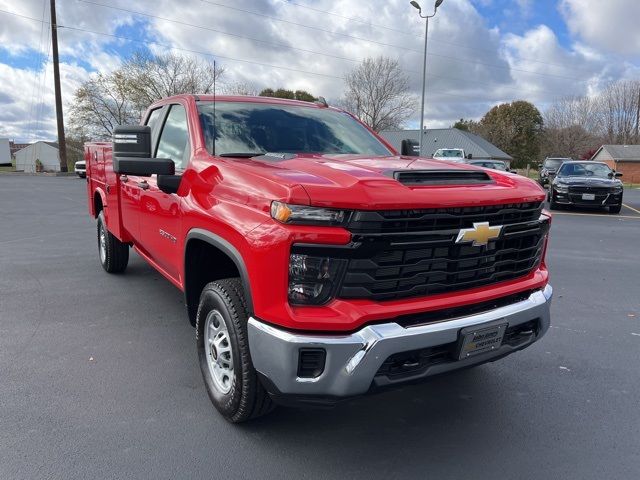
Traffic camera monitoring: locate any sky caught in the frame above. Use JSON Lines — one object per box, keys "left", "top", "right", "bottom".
{"left": 0, "top": 0, "right": 639, "bottom": 142}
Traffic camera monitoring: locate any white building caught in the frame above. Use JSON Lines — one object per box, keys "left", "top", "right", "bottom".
{"left": 0, "top": 138, "right": 10, "bottom": 165}
{"left": 15, "top": 141, "right": 60, "bottom": 173}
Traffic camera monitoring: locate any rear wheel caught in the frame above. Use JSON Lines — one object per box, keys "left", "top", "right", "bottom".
{"left": 97, "top": 211, "right": 129, "bottom": 273}
{"left": 609, "top": 204, "right": 622, "bottom": 214}
{"left": 196, "top": 278, "right": 274, "bottom": 423}
{"left": 549, "top": 190, "right": 559, "bottom": 210}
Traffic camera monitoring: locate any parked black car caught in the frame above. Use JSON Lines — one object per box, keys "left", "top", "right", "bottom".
{"left": 539, "top": 157, "right": 570, "bottom": 186}
{"left": 549, "top": 161, "right": 623, "bottom": 213}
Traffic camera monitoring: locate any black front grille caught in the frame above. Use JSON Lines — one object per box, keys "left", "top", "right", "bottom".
{"left": 338, "top": 224, "right": 547, "bottom": 301}
{"left": 568, "top": 186, "right": 610, "bottom": 194}
{"left": 347, "top": 202, "right": 543, "bottom": 234}
{"left": 291, "top": 203, "right": 548, "bottom": 303}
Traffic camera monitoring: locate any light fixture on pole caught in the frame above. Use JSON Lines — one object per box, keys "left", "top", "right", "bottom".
{"left": 410, "top": 0, "right": 444, "bottom": 155}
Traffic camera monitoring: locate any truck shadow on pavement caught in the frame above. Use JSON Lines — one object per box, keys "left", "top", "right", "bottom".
{"left": 238, "top": 367, "right": 528, "bottom": 468}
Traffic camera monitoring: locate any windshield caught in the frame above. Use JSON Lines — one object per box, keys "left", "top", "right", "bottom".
{"left": 197, "top": 102, "right": 392, "bottom": 157}
{"left": 544, "top": 158, "right": 566, "bottom": 169}
{"left": 557, "top": 162, "right": 612, "bottom": 178}
{"left": 434, "top": 149, "right": 463, "bottom": 158}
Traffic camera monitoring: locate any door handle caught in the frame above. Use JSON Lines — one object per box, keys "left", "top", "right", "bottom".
{"left": 120, "top": 174, "right": 129, "bottom": 183}
{"left": 137, "top": 180, "right": 150, "bottom": 190}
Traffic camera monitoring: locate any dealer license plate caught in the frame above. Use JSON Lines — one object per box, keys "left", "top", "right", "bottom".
{"left": 458, "top": 322, "right": 507, "bottom": 360}
{"left": 582, "top": 193, "right": 596, "bottom": 200}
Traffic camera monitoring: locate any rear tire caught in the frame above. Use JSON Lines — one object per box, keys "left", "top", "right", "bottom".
{"left": 196, "top": 278, "right": 274, "bottom": 423}
{"left": 97, "top": 211, "right": 129, "bottom": 273}
{"left": 609, "top": 204, "right": 622, "bottom": 214}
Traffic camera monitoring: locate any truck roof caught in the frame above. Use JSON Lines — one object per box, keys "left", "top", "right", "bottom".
{"left": 150, "top": 94, "right": 329, "bottom": 110}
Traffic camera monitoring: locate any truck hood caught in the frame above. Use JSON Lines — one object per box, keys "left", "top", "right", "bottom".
{"left": 233, "top": 154, "right": 545, "bottom": 209}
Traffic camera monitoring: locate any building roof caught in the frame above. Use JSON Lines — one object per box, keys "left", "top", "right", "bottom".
{"left": 381, "top": 128, "right": 513, "bottom": 161}
{"left": 592, "top": 144, "right": 640, "bottom": 161}
{"left": 14, "top": 141, "right": 58, "bottom": 154}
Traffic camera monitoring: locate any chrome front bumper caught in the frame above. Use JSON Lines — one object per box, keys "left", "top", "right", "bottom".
{"left": 248, "top": 285, "right": 552, "bottom": 398}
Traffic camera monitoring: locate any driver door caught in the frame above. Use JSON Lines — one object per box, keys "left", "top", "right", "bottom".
{"left": 138, "top": 103, "right": 190, "bottom": 282}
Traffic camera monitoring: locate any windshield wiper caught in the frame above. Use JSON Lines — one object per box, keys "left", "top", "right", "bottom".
{"left": 219, "top": 152, "right": 266, "bottom": 158}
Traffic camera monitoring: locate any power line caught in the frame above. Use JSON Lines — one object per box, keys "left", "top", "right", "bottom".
{"left": 195, "top": 0, "right": 587, "bottom": 81}
{"left": 79, "top": 0, "right": 586, "bottom": 84}
{"left": 26, "top": 0, "right": 48, "bottom": 142}
{"left": 76, "top": 0, "right": 369, "bottom": 66}
{"left": 280, "top": 0, "right": 588, "bottom": 72}
{"left": 0, "top": 7, "right": 586, "bottom": 103}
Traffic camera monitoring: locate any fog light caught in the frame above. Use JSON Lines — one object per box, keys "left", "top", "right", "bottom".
{"left": 288, "top": 254, "right": 346, "bottom": 305}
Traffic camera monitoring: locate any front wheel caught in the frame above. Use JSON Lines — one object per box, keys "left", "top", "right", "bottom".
{"left": 97, "top": 211, "right": 129, "bottom": 273}
{"left": 196, "top": 278, "right": 274, "bottom": 423}
{"left": 549, "top": 190, "right": 559, "bottom": 210}
{"left": 609, "top": 204, "right": 622, "bottom": 214}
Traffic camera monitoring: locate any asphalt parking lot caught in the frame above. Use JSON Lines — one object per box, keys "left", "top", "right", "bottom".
{"left": 1, "top": 176, "right": 639, "bottom": 480}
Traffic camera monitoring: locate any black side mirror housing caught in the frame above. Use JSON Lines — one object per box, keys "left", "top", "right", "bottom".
{"left": 615, "top": 172, "right": 623, "bottom": 178}
{"left": 113, "top": 125, "right": 175, "bottom": 176}
{"left": 401, "top": 139, "right": 419, "bottom": 156}
{"left": 113, "top": 125, "right": 152, "bottom": 158}
{"left": 158, "top": 175, "right": 182, "bottom": 194}
{"left": 466, "top": 153, "right": 473, "bottom": 159}
{"left": 113, "top": 157, "right": 175, "bottom": 176}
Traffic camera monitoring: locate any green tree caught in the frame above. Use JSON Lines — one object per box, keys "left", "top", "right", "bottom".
{"left": 259, "top": 88, "right": 316, "bottom": 102}
{"left": 452, "top": 118, "right": 480, "bottom": 132}
{"left": 479, "top": 101, "right": 543, "bottom": 168}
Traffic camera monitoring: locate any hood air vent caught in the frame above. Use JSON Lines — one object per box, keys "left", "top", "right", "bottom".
{"left": 391, "top": 170, "right": 493, "bottom": 186}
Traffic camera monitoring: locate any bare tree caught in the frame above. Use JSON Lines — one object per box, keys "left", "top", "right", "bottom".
{"left": 122, "top": 52, "right": 225, "bottom": 111}
{"left": 341, "top": 57, "right": 417, "bottom": 132}
{"left": 542, "top": 95, "right": 602, "bottom": 158}
{"left": 221, "top": 81, "right": 259, "bottom": 96}
{"left": 69, "top": 52, "right": 225, "bottom": 139}
{"left": 68, "top": 72, "right": 143, "bottom": 139}
{"left": 598, "top": 80, "right": 640, "bottom": 144}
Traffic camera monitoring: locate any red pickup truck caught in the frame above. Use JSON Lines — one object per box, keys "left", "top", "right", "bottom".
{"left": 84, "top": 95, "right": 552, "bottom": 422}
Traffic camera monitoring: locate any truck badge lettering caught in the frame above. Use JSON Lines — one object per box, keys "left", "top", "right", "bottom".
{"left": 159, "top": 229, "right": 177, "bottom": 244}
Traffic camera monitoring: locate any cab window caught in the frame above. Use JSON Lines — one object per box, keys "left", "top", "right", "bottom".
{"left": 156, "top": 104, "right": 190, "bottom": 169}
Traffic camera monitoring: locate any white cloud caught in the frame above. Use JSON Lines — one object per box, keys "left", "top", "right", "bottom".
{"left": 0, "top": 0, "right": 638, "bottom": 139}
{"left": 560, "top": 0, "right": 640, "bottom": 55}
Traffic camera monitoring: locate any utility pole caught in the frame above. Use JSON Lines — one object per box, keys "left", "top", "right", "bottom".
{"left": 50, "top": 0, "right": 68, "bottom": 172}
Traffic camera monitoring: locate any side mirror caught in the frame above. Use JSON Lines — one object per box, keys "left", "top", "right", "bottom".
{"left": 113, "top": 125, "right": 175, "bottom": 176}
{"left": 113, "top": 125, "right": 152, "bottom": 158}
{"left": 113, "top": 157, "right": 175, "bottom": 176}
{"left": 615, "top": 172, "right": 623, "bottom": 178}
{"left": 466, "top": 153, "right": 473, "bottom": 159}
{"left": 401, "top": 139, "right": 419, "bottom": 156}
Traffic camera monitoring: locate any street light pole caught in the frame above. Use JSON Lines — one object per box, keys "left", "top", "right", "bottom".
{"left": 410, "top": 0, "right": 444, "bottom": 155}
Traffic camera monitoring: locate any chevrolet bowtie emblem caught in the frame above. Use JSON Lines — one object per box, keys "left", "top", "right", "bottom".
{"left": 455, "top": 222, "right": 503, "bottom": 246}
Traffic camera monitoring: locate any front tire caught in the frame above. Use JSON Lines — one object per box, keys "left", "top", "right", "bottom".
{"left": 609, "top": 204, "right": 622, "bottom": 214}
{"left": 549, "top": 190, "right": 559, "bottom": 210}
{"left": 196, "top": 278, "right": 273, "bottom": 423}
{"left": 97, "top": 211, "right": 129, "bottom": 273}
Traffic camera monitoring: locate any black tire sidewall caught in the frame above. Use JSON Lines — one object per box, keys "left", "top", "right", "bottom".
{"left": 97, "top": 212, "right": 108, "bottom": 269}
{"left": 196, "top": 285, "right": 245, "bottom": 419}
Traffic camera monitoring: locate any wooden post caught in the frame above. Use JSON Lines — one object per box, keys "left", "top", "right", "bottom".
{"left": 50, "top": 0, "right": 68, "bottom": 172}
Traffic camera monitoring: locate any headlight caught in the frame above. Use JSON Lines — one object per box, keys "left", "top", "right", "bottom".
{"left": 271, "top": 201, "right": 347, "bottom": 226}
{"left": 554, "top": 183, "right": 568, "bottom": 193}
{"left": 288, "top": 254, "right": 346, "bottom": 305}
{"left": 611, "top": 185, "right": 623, "bottom": 193}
